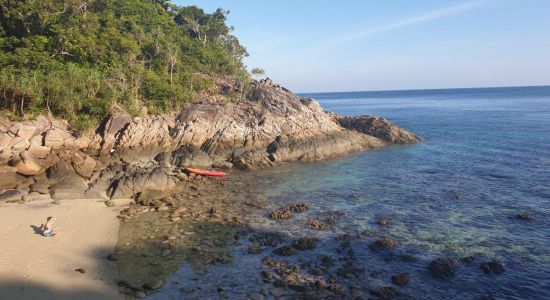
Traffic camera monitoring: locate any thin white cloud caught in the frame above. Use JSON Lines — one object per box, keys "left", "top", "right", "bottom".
{"left": 307, "top": 0, "right": 486, "bottom": 54}
{"left": 343, "top": 1, "right": 482, "bottom": 42}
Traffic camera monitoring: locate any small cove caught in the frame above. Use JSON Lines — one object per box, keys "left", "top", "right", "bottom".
{"left": 117, "top": 86, "right": 550, "bottom": 299}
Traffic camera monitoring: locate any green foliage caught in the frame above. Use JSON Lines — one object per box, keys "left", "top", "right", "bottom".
{"left": 0, "top": 0, "right": 248, "bottom": 130}
{"left": 251, "top": 67, "right": 265, "bottom": 79}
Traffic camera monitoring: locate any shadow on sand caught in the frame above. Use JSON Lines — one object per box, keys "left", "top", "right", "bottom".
{"left": 30, "top": 225, "right": 43, "bottom": 235}
{"left": 0, "top": 281, "right": 119, "bottom": 300}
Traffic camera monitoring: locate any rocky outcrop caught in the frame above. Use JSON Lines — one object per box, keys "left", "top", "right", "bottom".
{"left": 99, "top": 80, "right": 391, "bottom": 167}
{"left": 11, "top": 152, "right": 44, "bottom": 175}
{"left": 0, "top": 189, "right": 24, "bottom": 203}
{"left": 50, "top": 176, "right": 88, "bottom": 200}
{"left": 334, "top": 115, "right": 421, "bottom": 144}
{"left": 108, "top": 165, "right": 178, "bottom": 199}
{"left": 71, "top": 152, "right": 97, "bottom": 178}
{"left": 0, "top": 166, "right": 24, "bottom": 190}
{"left": 0, "top": 79, "right": 420, "bottom": 201}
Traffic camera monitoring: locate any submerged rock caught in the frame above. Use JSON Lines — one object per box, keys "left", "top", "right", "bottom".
{"left": 428, "top": 258, "right": 459, "bottom": 279}
{"left": 161, "top": 249, "right": 172, "bottom": 257}
{"left": 320, "top": 256, "right": 334, "bottom": 268}
{"left": 262, "top": 257, "right": 289, "bottom": 269}
{"left": 283, "top": 203, "right": 309, "bottom": 212}
{"left": 310, "top": 267, "right": 324, "bottom": 276}
{"left": 391, "top": 273, "right": 410, "bottom": 286}
{"left": 480, "top": 260, "right": 505, "bottom": 274}
{"left": 292, "top": 237, "right": 318, "bottom": 251}
{"left": 273, "top": 245, "right": 299, "bottom": 256}
{"left": 106, "top": 253, "right": 118, "bottom": 261}
{"left": 515, "top": 212, "right": 533, "bottom": 221}
{"left": 336, "top": 233, "right": 356, "bottom": 241}
{"left": 461, "top": 255, "right": 476, "bottom": 264}
{"left": 307, "top": 218, "right": 330, "bottom": 230}
{"left": 261, "top": 270, "right": 273, "bottom": 282}
{"left": 247, "top": 244, "right": 263, "bottom": 254}
{"left": 336, "top": 265, "right": 364, "bottom": 278}
{"left": 369, "top": 238, "right": 398, "bottom": 251}
{"left": 249, "top": 231, "right": 287, "bottom": 247}
{"left": 477, "top": 295, "right": 497, "bottom": 300}
{"left": 271, "top": 209, "right": 292, "bottom": 220}
{"left": 270, "top": 287, "right": 288, "bottom": 297}
{"left": 227, "top": 216, "right": 246, "bottom": 226}
{"left": 244, "top": 199, "right": 266, "bottom": 209}
{"left": 370, "top": 285, "right": 400, "bottom": 300}
{"left": 378, "top": 217, "right": 390, "bottom": 226}
{"left": 399, "top": 254, "right": 418, "bottom": 262}
{"left": 143, "top": 278, "right": 165, "bottom": 290}
{"left": 134, "top": 290, "right": 146, "bottom": 298}
{"left": 270, "top": 203, "right": 309, "bottom": 220}
{"left": 248, "top": 292, "right": 265, "bottom": 300}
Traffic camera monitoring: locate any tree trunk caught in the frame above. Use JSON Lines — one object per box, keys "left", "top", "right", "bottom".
{"left": 170, "top": 63, "right": 174, "bottom": 86}
{"left": 20, "top": 95, "right": 25, "bottom": 116}
{"left": 46, "top": 98, "right": 52, "bottom": 116}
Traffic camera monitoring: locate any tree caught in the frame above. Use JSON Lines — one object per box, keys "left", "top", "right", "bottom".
{"left": 0, "top": 0, "right": 251, "bottom": 129}
{"left": 166, "top": 46, "right": 179, "bottom": 86}
{"left": 251, "top": 68, "right": 265, "bottom": 80}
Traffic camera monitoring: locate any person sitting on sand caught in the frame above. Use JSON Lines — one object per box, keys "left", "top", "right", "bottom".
{"left": 41, "top": 216, "right": 59, "bottom": 237}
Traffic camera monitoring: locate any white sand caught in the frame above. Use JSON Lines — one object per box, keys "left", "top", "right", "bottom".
{"left": 0, "top": 199, "right": 128, "bottom": 300}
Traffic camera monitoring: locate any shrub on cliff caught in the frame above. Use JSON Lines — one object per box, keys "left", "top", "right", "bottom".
{"left": 0, "top": 0, "right": 248, "bottom": 129}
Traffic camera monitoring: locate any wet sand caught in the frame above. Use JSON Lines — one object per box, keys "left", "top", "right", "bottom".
{"left": 0, "top": 198, "right": 130, "bottom": 300}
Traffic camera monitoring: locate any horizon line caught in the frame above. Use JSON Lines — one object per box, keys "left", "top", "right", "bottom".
{"left": 295, "top": 84, "right": 550, "bottom": 95}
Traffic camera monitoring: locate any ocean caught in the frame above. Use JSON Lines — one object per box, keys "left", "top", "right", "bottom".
{"left": 152, "top": 86, "right": 550, "bottom": 299}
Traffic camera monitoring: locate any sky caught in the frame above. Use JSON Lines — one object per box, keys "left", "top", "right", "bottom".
{"left": 173, "top": 0, "right": 550, "bottom": 93}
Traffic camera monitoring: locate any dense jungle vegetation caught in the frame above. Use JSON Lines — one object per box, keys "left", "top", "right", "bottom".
{"left": 0, "top": 0, "right": 250, "bottom": 129}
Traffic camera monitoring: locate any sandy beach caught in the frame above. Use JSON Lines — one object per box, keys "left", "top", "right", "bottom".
{"left": 0, "top": 199, "right": 127, "bottom": 300}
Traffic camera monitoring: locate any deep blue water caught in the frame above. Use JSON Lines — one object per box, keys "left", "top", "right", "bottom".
{"left": 154, "top": 86, "right": 550, "bottom": 299}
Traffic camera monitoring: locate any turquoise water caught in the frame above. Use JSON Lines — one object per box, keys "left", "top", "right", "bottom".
{"left": 299, "top": 86, "right": 550, "bottom": 298}
{"left": 154, "top": 86, "right": 550, "bottom": 299}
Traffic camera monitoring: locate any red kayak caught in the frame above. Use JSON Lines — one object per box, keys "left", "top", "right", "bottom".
{"left": 185, "top": 167, "right": 226, "bottom": 177}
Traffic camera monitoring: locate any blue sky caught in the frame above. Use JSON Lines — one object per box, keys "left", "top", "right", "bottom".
{"left": 173, "top": 0, "right": 550, "bottom": 92}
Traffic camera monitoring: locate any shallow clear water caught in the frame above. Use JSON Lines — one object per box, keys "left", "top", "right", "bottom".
{"left": 153, "top": 86, "right": 550, "bottom": 299}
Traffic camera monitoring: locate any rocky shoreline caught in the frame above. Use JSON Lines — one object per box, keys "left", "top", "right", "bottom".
{"left": 107, "top": 167, "right": 508, "bottom": 300}
{"left": 0, "top": 79, "right": 420, "bottom": 204}
{"left": 1, "top": 79, "right": 423, "bottom": 299}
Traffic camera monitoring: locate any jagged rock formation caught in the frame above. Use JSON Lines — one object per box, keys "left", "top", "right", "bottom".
{"left": 334, "top": 115, "right": 421, "bottom": 144}
{"left": 0, "top": 79, "right": 420, "bottom": 202}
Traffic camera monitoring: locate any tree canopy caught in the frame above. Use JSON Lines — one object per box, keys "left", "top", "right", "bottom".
{"left": 251, "top": 68, "right": 265, "bottom": 79}
{"left": 0, "top": 0, "right": 249, "bottom": 129}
